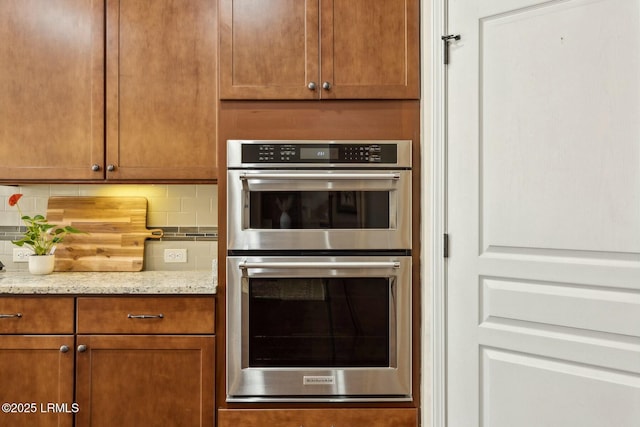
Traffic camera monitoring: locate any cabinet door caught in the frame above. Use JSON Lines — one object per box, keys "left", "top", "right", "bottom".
{"left": 106, "top": 0, "right": 218, "bottom": 180}
{"left": 320, "top": 0, "right": 420, "bottom": 99}
{"left": 219, "top": 0, "right": 320, "bottom": 100}
{"left": 75, "top": 335, "right": 214, "bottom": 427}
{"left": 219, "top": 0, "right": 419, "bottom": 100}
{"left": 0, "top": 0, "right": 104, "bottom": 181}
{"left": 0, "top": 336, "right": 75, "bottom": 427}
{"left": 218, "top": 408, "right": 419, "bottom": 427}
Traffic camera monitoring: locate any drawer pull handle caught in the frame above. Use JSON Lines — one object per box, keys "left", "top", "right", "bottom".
{"left": 0, "top": 313, "right": 22, "bottom": 319}
{"left": 127, "top": 313, "right": 164, "bottom": 319}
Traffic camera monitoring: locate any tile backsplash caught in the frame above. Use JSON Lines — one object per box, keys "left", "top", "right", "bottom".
{"left": 0, "top": 184, "right": 218, "bottom": 272}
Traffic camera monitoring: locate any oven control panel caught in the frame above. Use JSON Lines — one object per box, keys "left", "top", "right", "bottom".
{"left": 241, "top": 143, "right": 398, "bottom": 164}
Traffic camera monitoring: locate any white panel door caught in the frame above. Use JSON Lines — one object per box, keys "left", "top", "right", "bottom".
{"left": 446, "top": 0, "right": 640, "bottom": 426}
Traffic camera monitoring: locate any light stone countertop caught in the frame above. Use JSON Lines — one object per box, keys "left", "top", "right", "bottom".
{"left": 0, "top": 270, "right": 217, "bottom": 295}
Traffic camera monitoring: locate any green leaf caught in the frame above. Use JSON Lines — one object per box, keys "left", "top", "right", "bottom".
{"left": 64, "top": 226, "right": 85, "bottom": 234}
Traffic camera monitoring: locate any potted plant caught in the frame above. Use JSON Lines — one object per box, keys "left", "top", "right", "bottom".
{"left": 8, "top": 193, "right": 84, "bottom": 274}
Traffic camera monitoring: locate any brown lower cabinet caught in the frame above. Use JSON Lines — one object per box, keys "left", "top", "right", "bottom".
{"left": 217, "top": 408, "right": 419, "bottom": 427}
{"left": 75, "top": 335, "right": 214, "bottom": 427}
{"left": 0, "top": 335, "right": 75, "bottom": 427}
{"left": 0, "top": 296, "right": 215, "bottom": 427}
{"left": 0, "top": 297, "right": 75, "bottom": 426}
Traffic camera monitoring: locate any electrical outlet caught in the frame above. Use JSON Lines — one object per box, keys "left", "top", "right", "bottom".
{"left": 13, "top": 248, "right": 33, "bottom": 263}
{"left": 164, "top": 249, "right": 187, "bottom": 263}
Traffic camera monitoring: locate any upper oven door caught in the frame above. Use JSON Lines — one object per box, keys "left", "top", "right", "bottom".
{"left": 227, "top": 169, "right": 412, "bottom": 251}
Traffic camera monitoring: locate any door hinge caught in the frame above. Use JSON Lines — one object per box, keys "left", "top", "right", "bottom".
{"left": 442, "top": 34, "right": 461, "bottom": 65}
{"left": 443, "top": 233, "right": 449, "bottom": 258}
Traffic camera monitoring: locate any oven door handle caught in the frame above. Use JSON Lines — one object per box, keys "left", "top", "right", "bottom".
{"left": 239, "top": 261, "right": 401, "bottom": 270}
{"left": 239, "top": 172, "right": 401, "bottom": 181}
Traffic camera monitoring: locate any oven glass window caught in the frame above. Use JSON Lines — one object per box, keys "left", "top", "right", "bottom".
{"left": 249, "top": 191, "right": 390, "bottom": 229}
{"left": 248, "top": 277, "right": 390, "bottom": 367}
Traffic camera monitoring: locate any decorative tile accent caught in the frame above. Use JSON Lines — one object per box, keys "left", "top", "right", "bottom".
{"left": 0, "top": 226, "right": 217, "bottom": 242}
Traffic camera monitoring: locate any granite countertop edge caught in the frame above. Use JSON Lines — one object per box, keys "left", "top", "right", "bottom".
{"left": 0, "top": 271, "right": 217, "bottom": 295}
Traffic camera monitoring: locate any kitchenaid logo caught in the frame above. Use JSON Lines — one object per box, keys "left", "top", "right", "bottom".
{"left": 303, "top": 376, "right": 335, "bottom": 386}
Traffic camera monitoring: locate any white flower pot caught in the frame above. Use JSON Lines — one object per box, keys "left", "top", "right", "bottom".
{"left": 29, "top": 255, "right": 55, "bottom": 275}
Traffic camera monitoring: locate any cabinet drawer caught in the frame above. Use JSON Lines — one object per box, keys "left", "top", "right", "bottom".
{"left": 77, "top": 296, "right": 215, "bottom": 334}
{"left": 0, "top": 297, "right": 74, "bottom": 334}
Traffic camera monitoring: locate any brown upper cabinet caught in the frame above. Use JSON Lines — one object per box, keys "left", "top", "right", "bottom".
{"left": 219, "top": 0, "right": 420, "bottom": 100}
{"left": 0, "top": 0, "right": 217, "bottom": 182}
{"left": 0, "top": 0, "right": 104, "bottom": 181}
{"left": 105, "top": 0, "right": 217, "bottom": 180}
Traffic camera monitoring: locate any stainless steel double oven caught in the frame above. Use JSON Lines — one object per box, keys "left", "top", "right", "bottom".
{"left": 226, "top": 140, "right": 412, "bottom": 402}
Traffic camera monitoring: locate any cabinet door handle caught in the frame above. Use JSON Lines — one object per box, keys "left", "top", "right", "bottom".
{"left": 60, "top": 345, "right": 70, "bottom": 353}
{"left": 91, "top": 164, "right": 101, "bottom": 171}
{"left": 322, "top": 81, "right": 331, "bottom": 90}
{"left": 77, "top": 345, "right": 87, "bottom": 353}
{"left": 106, "top": 164, "right": 116, "bottom": 172}
{"left": 127, "top": 313, "right": 164, "bottom": 319}
{"left": 308, "top": 81, "right": 317, "bottom": 90}
{"left": 0, "top": 313, "right": 22, "bottom": 318}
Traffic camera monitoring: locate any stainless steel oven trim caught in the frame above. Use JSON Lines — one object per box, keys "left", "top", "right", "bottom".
{"left": 227, "top": 139, "right": 412, "bottom": 169}
{"left": 239, "top": 260, "right": 401, "bottom": 269}
{"left": 226, "top": 255, "right": 412, "bottom": 402}
{"left": 227, "top": 169, "right": 412, "bottom": 251}
{"left": 239, "top": 172, "right": 402, "bottom": 180}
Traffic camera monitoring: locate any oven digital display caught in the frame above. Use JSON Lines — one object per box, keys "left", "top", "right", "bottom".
{"left": 239, "top": 142, "right": 398, "bottom": 163}
{"left": 299, "top": 147, "right": 338, "bottom": 160}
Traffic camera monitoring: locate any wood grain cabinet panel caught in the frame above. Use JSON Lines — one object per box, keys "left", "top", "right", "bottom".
{"left": 321, "top": 0, "right": 420, "bottom": 100}
{"left": 0, "top": 0, "right": 218, "bottom": 182}
{"left": 106, "top": 0, "right": 218, "bottom": 180}
{"left": 217, "top": 408, "right": 419, "bottom": 427}
{"left": 0, "top": 335, "right": 75, "bottom": 427}
{"left": 75, "top": 296, "right": 216, "bottom": 426}
{"left": 220, "top": 0, "right": 419, "bottom": 100}
{"left": 75, "top": 335, "right": 215, "bottom": 427}
{"left": 219, "top": 0, "right": 319, "bottom": 99}
{"left": 76, "top": 296, "right": 215, "bottom": 334}
{"left": 0, "top": 0, "right": 104, "bottom": 181}
{"left": 0, "top": 296, "right": 215, "bottom": 426}
{"left": 0, "top": 297, "right": 74, "bottom": 334}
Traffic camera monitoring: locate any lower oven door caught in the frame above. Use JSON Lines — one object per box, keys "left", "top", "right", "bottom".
{"left": 226, "top": 255, "right": 412, "bottom": 402}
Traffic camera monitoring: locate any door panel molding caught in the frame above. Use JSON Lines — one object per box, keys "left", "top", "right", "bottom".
{"left": 481, "top": 277, "right": 640, "bottom": 336}
{"left": 481, "top": 348, "right": 640, "bottom": 427}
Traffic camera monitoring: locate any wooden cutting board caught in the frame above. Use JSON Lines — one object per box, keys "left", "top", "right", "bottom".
{"left": 46, "top": 197, "right": 163, "bottom": 272}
